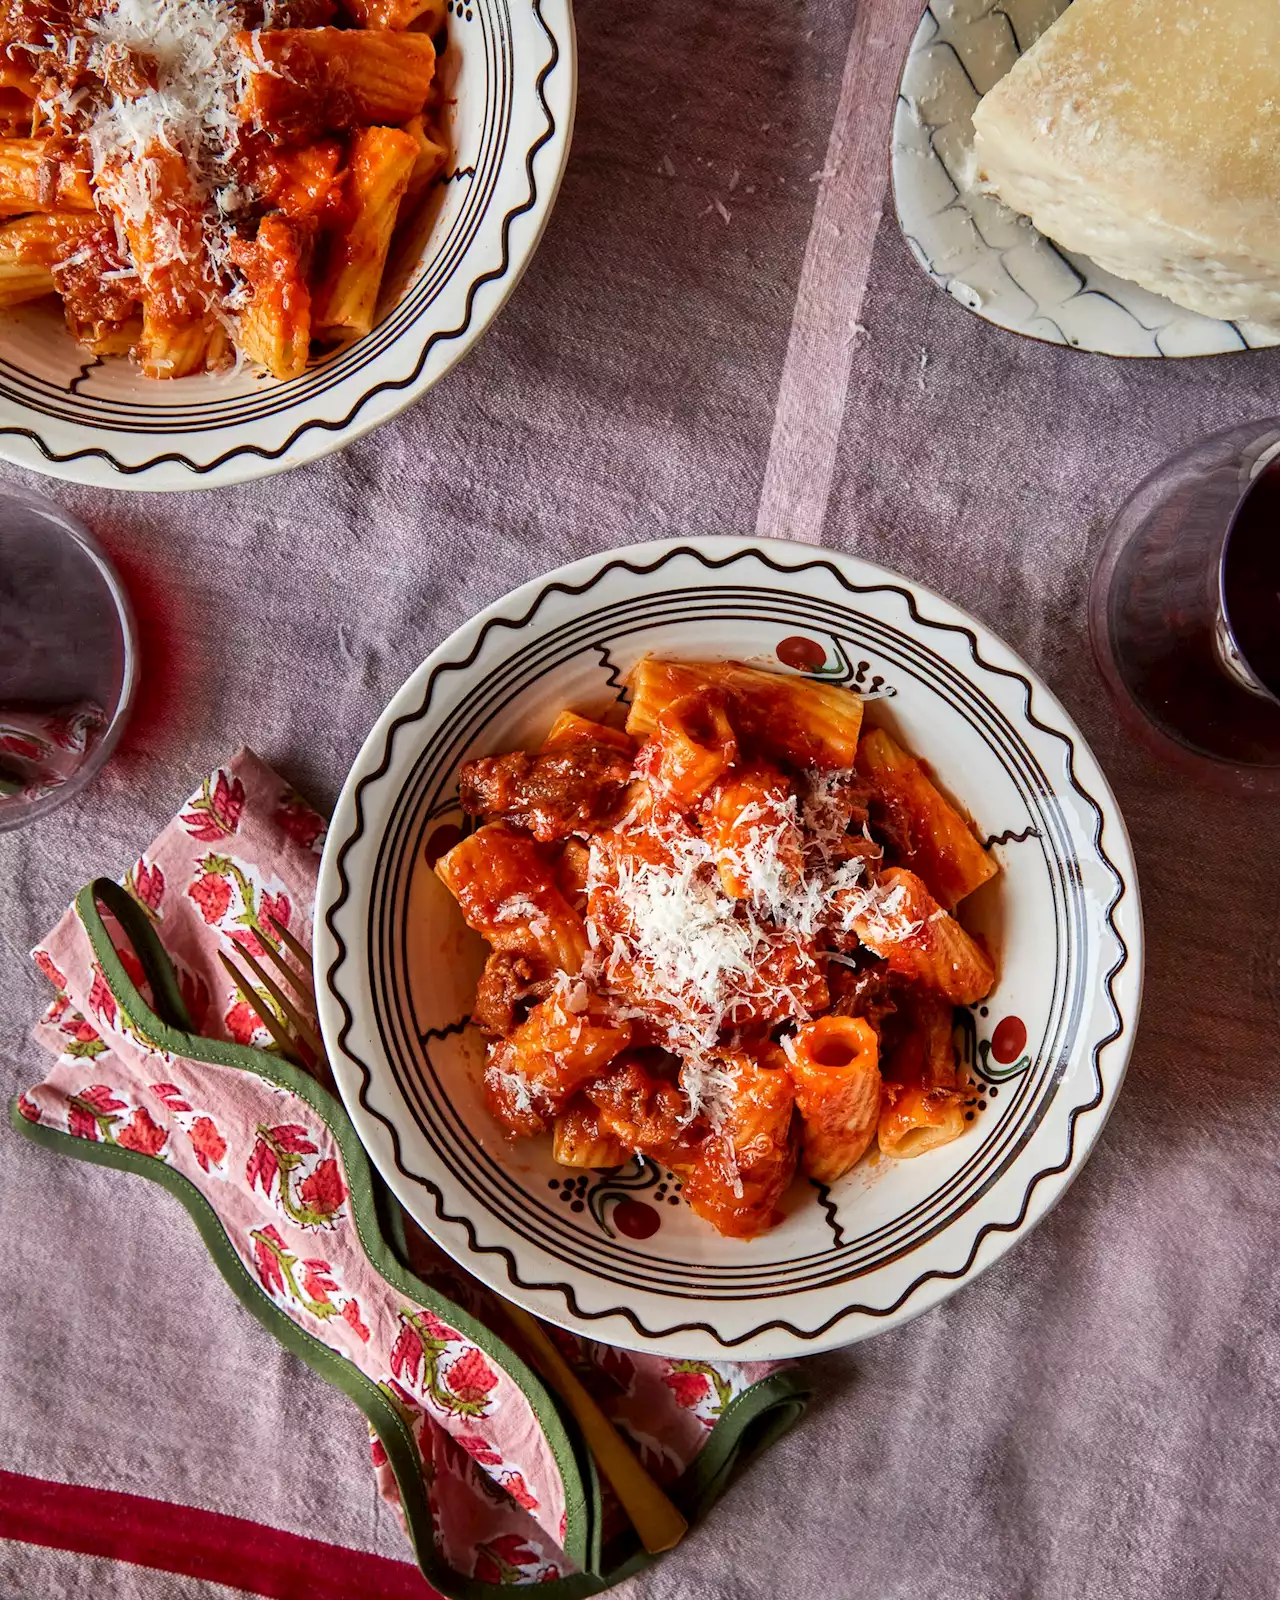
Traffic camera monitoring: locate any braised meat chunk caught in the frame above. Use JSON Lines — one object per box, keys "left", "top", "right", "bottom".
{"left": 828, "top": 957, "right": 898, "bottom": 1038}
{"left": 471, "top": 950, "right": 554, "bottom": 1036}
{"left": 459, "top": 742, "right": 634, "bottom": 841}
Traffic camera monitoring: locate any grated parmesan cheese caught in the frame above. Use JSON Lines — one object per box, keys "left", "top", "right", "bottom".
{"left": 28, "top": 0, "right": 261, "bottom": 304}
{"left": 550, "top": 970, "right": 590, "bottom": 1014}
{"left": 572, "top": 761, "right": 923, "bottom": 1132}
{"left": 491, "top": 892, "right": 551, "bottom": 944}
{"left": 485, "top": 1062, "right": 539, "bottom": 1121}
{"left": 583, "top": 776, "right": 876, "bottom": 1126}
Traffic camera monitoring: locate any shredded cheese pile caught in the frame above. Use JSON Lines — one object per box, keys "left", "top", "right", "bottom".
{"left": 23, "top": 0, "right": 257, "bottom": 290}
{"left": 584, "top": 771, "right": 920, "bottom": 1126}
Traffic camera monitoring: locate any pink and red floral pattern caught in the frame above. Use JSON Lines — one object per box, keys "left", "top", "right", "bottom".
{"left": 275, "top": 787, "right": 327, "bottom": 853}
{"left": 247, "top": 1122, "right": 348, "bottom": 1228}
{"left": 125, "top": 857, "right": 166, "bottom": 918}
{"left": 152, "top": 1083, "right": 229, "bottom": 1174}
{"left": 181, "top": 769, "right": 245, "bottom": 841}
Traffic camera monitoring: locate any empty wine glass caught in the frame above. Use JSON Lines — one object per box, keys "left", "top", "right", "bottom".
{"left": 1089, "top": 420, "right": 1280, "bottom": 795}
{"left": 0, "top": 490, "right": 137, "bottom": 830}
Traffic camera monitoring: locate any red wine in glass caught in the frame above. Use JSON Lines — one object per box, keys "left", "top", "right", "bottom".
{"left": 1090, "top": 421, "right": 1280, "bottom": 794}
{"left": 0, "top": 490, "right": 137, "bottom": 829}
{"left": 1221, "top": 463, "right": 1280, "bottom": 702}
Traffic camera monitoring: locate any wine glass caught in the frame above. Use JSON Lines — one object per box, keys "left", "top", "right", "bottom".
{"left": 0, "top": 489, "right": 137, "bottom": 830}
{"left": 1089, "top": 419, "right": 1280, "bottom": 795}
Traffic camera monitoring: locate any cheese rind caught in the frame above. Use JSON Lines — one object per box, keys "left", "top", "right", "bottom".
{"left": 971, "top": 0, "right": 1280, "bottom": 330}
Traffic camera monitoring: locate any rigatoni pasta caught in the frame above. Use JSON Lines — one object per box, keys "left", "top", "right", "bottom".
{"left": 0, "top": 0, "right": 452, "bottom": 379}
{"left": 235, "top": 29, "right": 437, "bottom": 135}
{"left": 552, "top": 1103, "right": 626, "bottom": 1170}
{"left": 434, "top": 655, "right": 1002, "bottom": 1240}
{"left": 0, "top": 212, "right": 101, "bottom": 307}
{"left": 878, "top": 992, "right": 966, "bottom": 1159}
{"left": 856, "top": 727, "right": 998, "bottom": 908}
{"left": 0, "top": 140, "right": 95, "bottom": 215}
{"left": 311, "top": 124, "right": 419, "bottom": 339}
{"left": 434, "top": 822, "right": 590, "bottom": 976}
{"left": 230, "top": 214, "right": 311, "bottom": 381}
{"left": 626, "top": 656, "right": 865, "bottom": 769}
{"left": 786, "top": 1015, "right": 881, "bottom": 1184}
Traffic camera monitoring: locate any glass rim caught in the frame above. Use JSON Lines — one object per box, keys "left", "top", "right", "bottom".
{"left": 1218, "top": 447, "right": 1280, "bottom": 708}
{"left": 0, "top": 490, "right": 138, "bottom": 832}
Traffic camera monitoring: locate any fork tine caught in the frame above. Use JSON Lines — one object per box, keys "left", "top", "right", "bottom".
{"left": 218, "top": 953, "right": 305, "bottom": 1066}
{"left": 268, "top": 917, "right": 316, "bottom": 1000}
{"left": 233, "top": 943, "right": 327, "bottom": 1061}
{"left": 256, "top": 937, "right": 314, "bottom": 1007}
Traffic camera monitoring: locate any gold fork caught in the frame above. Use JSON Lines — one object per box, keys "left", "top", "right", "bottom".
{"left": 221, "top": 916, "right": 689, "bottom": 1556}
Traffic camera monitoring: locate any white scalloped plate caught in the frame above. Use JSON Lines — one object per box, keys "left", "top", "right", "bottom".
{"left": 0, "top": 0, "right": 575, "bottom": 490}
{"left": 315, "top": 536, "right": 1144, "bottom": 1360}
{"left": 892, "top": 0, "right": 1280, "bottom": 358}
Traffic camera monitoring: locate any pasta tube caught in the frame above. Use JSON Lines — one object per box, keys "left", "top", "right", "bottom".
{"left": 97, "top": 146, "right": 228, "bottom": 378}
{"left": 435, "top": 822, "right": 590, "bottom": 975}
{"left": 0, "top": 212, "right": 98, "bottom": 307}
{"left": 485, "top": 993, "right": 630, "bottom": 1137}
{"left": 626, "top": 655, "right": 863, "bottom": 769}
{"left": 238, "top": 30, "right": 436, "bottom": 138}
{"left": 339, "top": 0, "right": 447, "bottom": 31}
{"left": 701, "top": 763, "right": 801, "bottom": 901}
{"left": 786, "top": 1015, "right": 881, "bottom": 1183}
{"left": 856, "top": 727, "right": 998, "bottom": 908}
{"left": 541, "top": 710, "right": 635, "bottom": 755}
{"left": 400, "top": 112, "right": 449, "bottom": 207}
{"left": 0, "top": 138, "right": 94, "bottom": 215}
{"left": 842, "top": 866, "right": 995, "bottom": 1006}
{"left": 552, "top": 1101, "right": 626, "bottom": 1169}
{"left": 649, "top": 689, "right": 739, "bottom": 805}
{"left": 311, "top": 124, "right": 418, "bottom": 340}
{"left": 682, "top": 1045, "right": 798, "bottom": 1239}
{"left": 231, "top": 215, "right": 311, "bottom": 381}
{"left": 879, "top": 992, "right": 966, "bottom": 1159}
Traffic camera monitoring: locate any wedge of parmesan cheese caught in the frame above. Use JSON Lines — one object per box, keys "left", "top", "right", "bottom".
{"left": 971, "top": 0, "right": 1280, "bottom": 330}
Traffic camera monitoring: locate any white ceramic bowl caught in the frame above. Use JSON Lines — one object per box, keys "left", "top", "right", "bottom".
{"left": 892, "top": 0, "right": 1280, "bottom": 358}
{"left": 315, "top": 536, "right": 1143, "bottom": 1359}
{"left": 0, "top": 0, "right": 575, "bottom": 491}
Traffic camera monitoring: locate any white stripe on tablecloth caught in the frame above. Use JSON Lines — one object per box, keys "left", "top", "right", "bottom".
{"left": 755, "top": 0, "right": 923, "bottom": 545}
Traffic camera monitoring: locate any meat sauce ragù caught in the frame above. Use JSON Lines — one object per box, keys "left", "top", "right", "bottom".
{"left": 434, "top": 657, "right": 1001, "bottom": 1240}
{"left": 0, "top": 0, "right": 449, "bottom": 378}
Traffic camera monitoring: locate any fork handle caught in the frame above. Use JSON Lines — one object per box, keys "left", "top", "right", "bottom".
{"left": 504, "top": 1303, "right": 689, "bottom": 1554}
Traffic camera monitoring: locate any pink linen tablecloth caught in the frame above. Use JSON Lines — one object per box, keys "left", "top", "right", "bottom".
{"left": 2, "top": 0, "right": 1279, "bottom": 1596}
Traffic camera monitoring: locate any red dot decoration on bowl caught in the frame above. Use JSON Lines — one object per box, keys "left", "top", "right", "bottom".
{"left": 776, "top": 635, "right": 829, "bottom": 672}
{"left": 612, "top": 1200, "right": 661, "bottom": 1240}
{"left": 991, "top": 1016, "right": 1028, "bottom": 1064}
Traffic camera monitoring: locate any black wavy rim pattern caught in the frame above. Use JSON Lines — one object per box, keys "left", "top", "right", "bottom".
{"left": 0, "top": 0, "right": 565, "bottom": 480}
{"left": 367, "top": 589, "right": 1080, "bottom": 1295}
{"left": 322, "top": 544, "right": 1135, "bottom": 1347}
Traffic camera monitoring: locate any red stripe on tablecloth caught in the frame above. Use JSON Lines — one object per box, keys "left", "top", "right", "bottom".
{"left": 0, "top": 1470, "right": 443, "bottom": 1600}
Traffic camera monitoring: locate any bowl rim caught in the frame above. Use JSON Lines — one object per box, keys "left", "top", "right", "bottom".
{"left": 314, "top": 534, "right": 1145, "bottom": 1357}
{"left": 0, "top": 0, "right": 578, "bottom": 493}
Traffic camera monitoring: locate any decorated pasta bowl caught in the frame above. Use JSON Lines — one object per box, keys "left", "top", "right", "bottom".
{"left": 0, "top": 0, "right": 574, "bottom": 490}
{"left": 316, "top": 537, "right": 1143, "bottom": 1360}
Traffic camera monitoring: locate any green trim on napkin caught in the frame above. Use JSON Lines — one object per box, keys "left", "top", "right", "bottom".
{"left": 11, "top": 877, "right": 813, "bottom": 1597}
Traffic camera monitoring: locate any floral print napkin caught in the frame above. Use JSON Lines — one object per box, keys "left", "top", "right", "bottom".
{"left": 10, "top": 749, "right": 808, "bottom": 1596}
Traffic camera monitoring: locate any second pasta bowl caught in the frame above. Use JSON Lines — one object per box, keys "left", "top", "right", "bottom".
{"left": 316, "top": 537, "right": 1142, "bottom": 1360}
{"left": 0, "top": 0, "right": 574, "bottom": 491}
